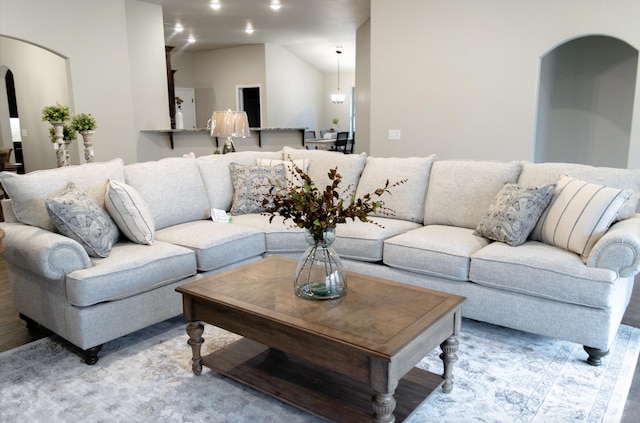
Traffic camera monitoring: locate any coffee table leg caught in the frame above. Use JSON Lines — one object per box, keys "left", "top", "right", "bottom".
{"left": 371, "top": 391, "right": 396, "bottom": 423}
{"left": 186, "top": 321, "right": 204, "bottom": 375}
{"left": 439, "top": 335, "right": 459, "bottom": 393}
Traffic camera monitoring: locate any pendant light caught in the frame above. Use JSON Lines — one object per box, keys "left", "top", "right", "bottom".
{"left": 331, "top": 48, "right": 345, "bottom": 104}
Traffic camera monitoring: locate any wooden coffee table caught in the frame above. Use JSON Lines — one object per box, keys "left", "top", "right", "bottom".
{"left": 176, "top": 256, "right": 466, "bottom": 422}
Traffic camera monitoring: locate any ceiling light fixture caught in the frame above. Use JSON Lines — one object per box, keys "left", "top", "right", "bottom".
{"left": 174, "top": 23, "right": 184, "bottom": 32}
{"left": 209, "top": 1, "right": 221, "bottom": 10}
{"left": 187, "top": 35, "right": 196, "bottom": 43}
{"left": 270, "top": 1, "right": 282, "bottom": 10}
{"left": 331, "top": 47, "right": 345, "bottom": 104}
{"left": 245, "top": 24, "right": 254, "bottom": 34}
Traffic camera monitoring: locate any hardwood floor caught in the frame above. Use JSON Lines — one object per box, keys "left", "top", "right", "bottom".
{"left": 0, "top": 256, "right": 638, "bottom": 421}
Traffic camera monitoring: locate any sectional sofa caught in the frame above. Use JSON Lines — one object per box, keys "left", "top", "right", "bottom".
{"left": 1, "top": 146, "right": 639, "bottom": 366}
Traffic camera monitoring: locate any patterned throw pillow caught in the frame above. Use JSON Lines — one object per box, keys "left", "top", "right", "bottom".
{"left": 474, "top": 183, "right": 556, "bottom": 246}
{"left": 531, "top": 175, "right": 633, "bottom": 262}
{"left": 105, "top": 180, "right": 155, "bottom": 245}
{"left": 45, "top": 182, "right": 119, "bottom": 258}
{"left": 229, "top": 163, "right": 286, "bottom": 215}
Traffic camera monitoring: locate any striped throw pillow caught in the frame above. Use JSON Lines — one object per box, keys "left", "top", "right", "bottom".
{"left": 105, "top": 180, "right": 155, "bottom": 245}
{"left": 531, "top": 175, "right": 632, "bottom": 262}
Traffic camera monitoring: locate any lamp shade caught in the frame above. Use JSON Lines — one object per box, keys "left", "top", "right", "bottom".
{"left": 210, "top": 110, "right": 251, "bottom": 138}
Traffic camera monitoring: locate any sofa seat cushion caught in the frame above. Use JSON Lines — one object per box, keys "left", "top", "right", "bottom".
{"left": 0, "top": 158, "right": 125, "bottom": 231}
{"left": 65, "top": 241, "right": 196, "bottom": 307}
{"left": 230, "top": 214, "right": 307, "bottom": 254}
{"left": 155, "top": 220, "right": 265, "bottom": 271}
{"left": 124, "top": 157, "right": 210, "bottom": 230}
{"left": 469, "top": 241, "right": 621, "bottom": 309}
{"left": 332, "top": 218, "right": 422, "bottom": 262}
{"left": 384, "top": 225, "right": 491, "bottom": 280}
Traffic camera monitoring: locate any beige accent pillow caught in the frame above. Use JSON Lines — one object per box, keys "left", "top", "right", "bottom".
{"left": 105, "top": 180, "right": 155, "bottom": 245}
{"left": 531, "top": 175, "right": 632, "bottom": 262}
{"left": 354, "top": 155, "right": 437, "bottom": 223}
{"left": 423, "top": 160, "right": 523, "bottom": 229}
{"left": 256, "top": 157, "right": 309, "bottom": 185}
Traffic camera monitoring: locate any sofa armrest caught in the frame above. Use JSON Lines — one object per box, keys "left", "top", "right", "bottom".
{"left": 0, "top": 222, "right": 91, "bottom": 279}
{"left": 587, "top": 214, "right": 640, "bottom": 278}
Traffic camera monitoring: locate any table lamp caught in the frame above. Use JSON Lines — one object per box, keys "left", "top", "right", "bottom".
{"left": 210, "top": 110, "right": 251, "bottom": 154}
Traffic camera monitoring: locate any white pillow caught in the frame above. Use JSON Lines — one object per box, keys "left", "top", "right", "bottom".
{"left": 256, "top": 157, "right": 309, "bottom": 185}
{"left": 105, "top": 180, "right": 155, "bottom": 245}
{"left": 531, "top": 175, "right": 632, "bottom": 262}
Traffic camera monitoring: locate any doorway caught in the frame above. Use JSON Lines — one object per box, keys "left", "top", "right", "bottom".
{"left": 237, "top": 85, "right": 262, "bottom": 128}
{"left": 534, "top": 36, "right": 638, "bottom": 167}
{"left": 174, "top": 87, "right": 196, "bottom": 129}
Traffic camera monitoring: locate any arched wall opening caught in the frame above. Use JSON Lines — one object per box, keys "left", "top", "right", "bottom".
{"left": 534, "top": 35, "right": 638, "bottom": 167}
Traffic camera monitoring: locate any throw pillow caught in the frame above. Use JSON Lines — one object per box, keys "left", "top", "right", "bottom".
{"left": 229, "top": 163, "right": 287, "bottom": 215}
{"left": 45, "top": 182, "right": 119, "bottom": 258}
{"left": 474, "top": 183, "right": 556, "bottom": 246}
{"left": 105, "top": 180, "right": 155, "bottom": 245}
{"left": 531, "top": 175, "right": 633, "bottom": 262}
{"left": 255, "top": 157, "right": 309, "bottom": 185}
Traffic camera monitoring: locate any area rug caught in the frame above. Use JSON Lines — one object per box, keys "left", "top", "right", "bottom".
{"left": 1, "top": 317, "right": 638, "bottom": 422}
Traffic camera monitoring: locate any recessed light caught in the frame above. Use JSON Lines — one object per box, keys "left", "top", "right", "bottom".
{"left": 187, "top": 35, "right": 196, "bottom": 43}
{"left": 174, "top": 23, "right": 184, "bottom": 32}
{"left": 270, "top": 1, "right": 281, "bottom": 10}
{"left": 209, "top": 1, "right": 221, "bottom": 10}
{"left": 245, "top": 24, "right": 254, "bottom": 34}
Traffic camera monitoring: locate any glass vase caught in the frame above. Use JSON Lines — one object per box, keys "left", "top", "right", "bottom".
{"left": 295, "top": 227, "right": 347, "bottom": 300}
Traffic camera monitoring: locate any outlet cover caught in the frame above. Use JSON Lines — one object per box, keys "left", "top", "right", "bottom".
{"left": 388, "top": 129, "right": 401, "bottom": 140}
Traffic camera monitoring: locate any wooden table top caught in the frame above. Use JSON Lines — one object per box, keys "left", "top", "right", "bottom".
{"left": 177, "top": 256, "right": 465, "bottom": 357}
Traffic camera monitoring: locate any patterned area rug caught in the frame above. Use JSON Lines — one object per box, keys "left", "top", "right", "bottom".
{"left": 1, "top": 317, "right": 638, "bottom": 422}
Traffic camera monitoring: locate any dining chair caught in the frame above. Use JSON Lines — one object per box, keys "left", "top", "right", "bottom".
{"left": 334, "top": 132, "right": 350, "bottom": 154}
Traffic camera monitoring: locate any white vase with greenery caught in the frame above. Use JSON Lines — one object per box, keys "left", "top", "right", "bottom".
{"left": 70, "top": 113, "right": 97, "bottom": 163}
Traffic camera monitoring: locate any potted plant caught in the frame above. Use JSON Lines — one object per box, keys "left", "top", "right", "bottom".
{"left": 70, "top": 113, "right": 98, "bottom": 163}
{"left": 42, "top": 103, "right": 72, "bottom": 166}
{"left": 41, "top": 103, "right": 70, "bottom": 123}
{"left": 331, "top": 117, "right": 339, "bottom": 131}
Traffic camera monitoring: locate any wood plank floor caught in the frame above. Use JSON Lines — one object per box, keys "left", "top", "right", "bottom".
{"left": 0, "top": 257, "right": 638, "bottom": 421}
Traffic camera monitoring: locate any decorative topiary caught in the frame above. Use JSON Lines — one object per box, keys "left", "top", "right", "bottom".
{"left": 70, "top": 113, "right": 97, "bottom": 132}
{"left": 42, "top": 103, "right": 70, "bottom": 123}
{"left": 49, "top": 125, "right": 75, "bottom": 143}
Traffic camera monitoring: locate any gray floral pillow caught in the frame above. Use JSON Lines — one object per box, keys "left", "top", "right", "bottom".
{"left": 45, "top": 182, "right": 119, "bottom": 257}
{"left": 474, "top": 183, "right": 556, "bottom": 246}
{"left": 229, "top": 163, "right": 286, "bottom": 215}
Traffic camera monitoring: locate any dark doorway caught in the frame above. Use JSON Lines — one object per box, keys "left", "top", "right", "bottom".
{"left": 241, "top": 87, "right": 261, "bottom": 128}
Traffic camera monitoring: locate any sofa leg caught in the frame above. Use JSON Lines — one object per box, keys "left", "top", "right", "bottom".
{"left": 18, "top": 313, "right": 39, "bottom": 330}
{"left": 81, "top": 345, "right": 103, "bottom": 365}
{"left": 583, "top": 346, "right": 609, "bottom": 366}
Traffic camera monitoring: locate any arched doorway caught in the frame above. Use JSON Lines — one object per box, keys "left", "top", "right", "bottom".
{"left": 534, "top": 35, "right": 638, "bottom": 167}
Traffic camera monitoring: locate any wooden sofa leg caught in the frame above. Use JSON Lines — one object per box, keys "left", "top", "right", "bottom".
{"left": 18, "top": 313, "right": 39, "bottom": 330}
{"left": 583, "top": 346, "right": 609, "bottom": 366}
{"left": 81, "top": 345, "right": 103, "bottom": 365}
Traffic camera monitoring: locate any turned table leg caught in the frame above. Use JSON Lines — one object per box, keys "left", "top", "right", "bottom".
{"left": 186, "top": 321, "right": 204, "bottom": 375}
{"left": 371, "top": 391, "right": 396, "bottom": 423}
{"left": 439, "top": 335, "right": 459, "bottom": 393}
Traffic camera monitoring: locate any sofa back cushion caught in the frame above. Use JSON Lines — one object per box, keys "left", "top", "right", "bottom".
{"left": 355, "top": 155, "right": 437, "bottom": 223}
{"left": 423, "top": 160, "right": 523, "bottom": 229}
{"left": 124, "top": 157, "right": 209, "bottom": 230}
{"left": 282, "top": 146, "right": 367, "bottom": 199}
{"left": 196, "top": 151, "right": 283, "bottom": 212}
{"left": 517, "top": 161, "right": 640, "bottom": 220}
{"left": 0, "top": 158, "right": 125, "bottom": 231}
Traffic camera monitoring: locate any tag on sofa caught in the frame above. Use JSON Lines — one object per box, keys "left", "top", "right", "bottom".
{"left": 211, "top": 208, "right": 232, "bottom": 223}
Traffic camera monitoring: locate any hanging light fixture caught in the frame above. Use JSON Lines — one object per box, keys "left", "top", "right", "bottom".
{"left": 331, "top": 47, "right": 345, "bottom": 104}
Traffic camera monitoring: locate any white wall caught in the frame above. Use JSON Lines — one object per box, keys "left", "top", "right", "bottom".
{"left": 0, "top": 0, "right": 169, "bottom": 167}
{"left": 355, "top": 18, "right": 371, "bottom": 154}
{"left": 369, "top": 0, "right": 640, "bottom": 167}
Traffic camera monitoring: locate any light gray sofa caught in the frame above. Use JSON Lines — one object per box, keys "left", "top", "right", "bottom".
{"left": 1, "top": 146, "right": 639, "bottom": 366}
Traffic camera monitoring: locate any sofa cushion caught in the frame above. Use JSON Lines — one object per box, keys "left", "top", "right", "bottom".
{"left": 517, "top": 161, "right": 640, "bottom": 219}
{"left": 423, "top": 160, "right": 522, "bottom": 229}
{"left": 384, "top": 225, "right": 491, "bottom": 280}
{"left": 531, "top": 175, "right": 632, "bottom": 262}
{"left": 65, "top": 241, "right": 197, "bottom": 307}
{"left": 335, "top": 217, "right": 422, "bottom": 262}
{"left": 229, "top": 163, "right": 286, "bottom": 215}
{"left": 0, "top": 158, "right": 125, "bottom": 231}
{"left": 45, "top": 182, "right": 119, "bottom": 258}
{"left": 105, "top": 180, "right": 155, "bottom": 245}
{"left": 354, "top": 155, "right": 437, "bottom": 223}
{"left": 155, "top": 220, "right": 265, "bottom": 272}
{"left": 124, "top": 157, "right": 210, "bottom": 230}
{"left": 474, "top": 183, "right": 556, "bottom": 246}
{"left": 282, "top": 146, "right": 367, "bottom": 199}
{"left": 470, "top": 241, "right": 621, "bottom": 309}
{"left": 256, "top": 157, "right": 309, "bottom": 185}
{"left": 196, "top": 151, "right": 283, "bottom": 212}
{"left": 230, "top": 214, "right": 307, "bottom": 254}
